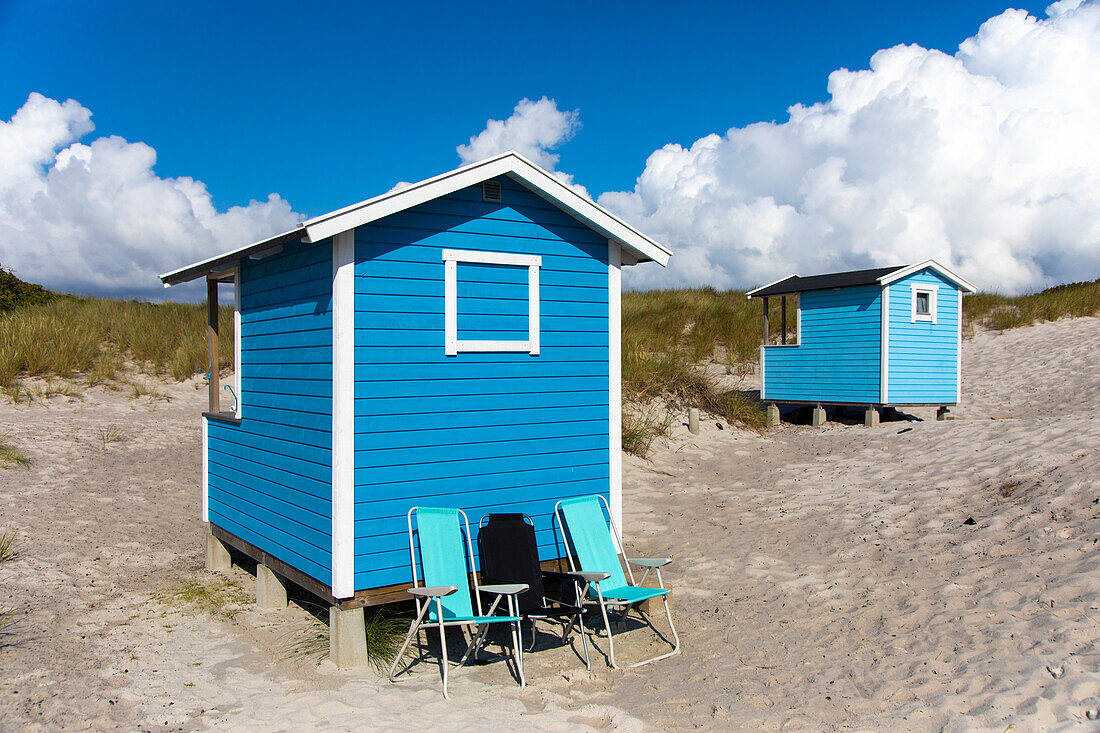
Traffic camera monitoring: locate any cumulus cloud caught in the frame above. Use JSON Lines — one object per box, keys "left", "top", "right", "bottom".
{"left": 0, "top": 93, "right": 302, "bottom": 300}
{"left": 601, "top": 2, "right": 1100, "bottom": 294}
{"left": 457, "top": 97, "right": 588, "bottom": 194}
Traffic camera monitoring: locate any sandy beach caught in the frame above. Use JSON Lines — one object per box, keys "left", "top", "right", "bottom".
{"left": 2, "top": 317, "right": 1098, "bottom": 731}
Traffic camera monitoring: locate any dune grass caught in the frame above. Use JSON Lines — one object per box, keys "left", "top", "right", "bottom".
{"left": 283, "top": 604, "right": 409, "bottom": 673}
{"left": 962, "top": 279, "right": 1100, "bottom": 331}
{"left": 0, "top": 529, "right": 16, "bottom": 642}
{"left": 0, "top": 297, "right": 233, "bottom": 389}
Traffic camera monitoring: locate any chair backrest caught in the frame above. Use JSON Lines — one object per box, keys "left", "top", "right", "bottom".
{"left": 557, "top": 496, "right": 629, "bottom": 589}
{"left": 478, "top": 513, "right": 545, "bottom": 612}
{"left": 409, "top": 507, "right": 480, "bottom": 621}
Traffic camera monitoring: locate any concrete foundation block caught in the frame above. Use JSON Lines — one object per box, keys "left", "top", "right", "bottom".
{"left": 766, "top": 404, "right": 781, "bottom": 429}
{"left": 864, "top": 406, "right": 880, "bottom": 428}
{"left": 256, "top": 563, "right": 288, "bottom": 609}
{"left": 811, "top": 405, "right": 826, "bottom": 427}
{"left": 205, "top": 533, "right": 232, "bottom": 573}
{"left": 937, "top": 406, "right": 950, "bottom": 421}
{"left": 329, "top": 606, "right": 369, "bottom": 669}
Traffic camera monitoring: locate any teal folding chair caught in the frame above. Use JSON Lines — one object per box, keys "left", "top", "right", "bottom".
{"left": 387, "top": 507, "right": 528, "bottom": 699}
{"left": 555, "top": 495, "right": 681, "bottom": 668}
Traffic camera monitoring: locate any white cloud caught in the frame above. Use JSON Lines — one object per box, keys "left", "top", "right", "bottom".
{"left": 0, "top": 93, "right": 302, "bottom": 300}
{"left": 601, "top": 2, "right": 1100, "bottom": 294}
{"left": 457, "top": 97, "right": 588, "bottom": 194}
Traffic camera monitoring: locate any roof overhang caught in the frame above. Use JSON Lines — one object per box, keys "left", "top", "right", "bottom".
{"left": 876, "top": 259, "right": 977, "bottom": 293}
{"left": 160, "top": 151, "right": 671, "bottom": 287}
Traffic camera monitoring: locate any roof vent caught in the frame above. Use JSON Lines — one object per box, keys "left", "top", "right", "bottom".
{"left": 482, "top": 180, "right": 502, "bottom": 203}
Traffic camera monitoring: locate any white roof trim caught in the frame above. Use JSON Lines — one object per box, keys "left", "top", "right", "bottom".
{"left": 160, "top": 152, "right": 669, "bottom": 286}
{"left": 300, "top": 151, "right": 669, "bottom": 266}
{"left": 746, "top": 274, "right": 799, "bottom": 299}
{"left": 877, "top": 259, "right": 976, "bottom": 293}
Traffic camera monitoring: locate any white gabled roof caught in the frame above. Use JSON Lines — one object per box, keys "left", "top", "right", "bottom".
{"left": 160, "top": 151, "right": 670, "bottom": 286}
{"left": 877, "top": 259, "right": 976, "bottom": 293}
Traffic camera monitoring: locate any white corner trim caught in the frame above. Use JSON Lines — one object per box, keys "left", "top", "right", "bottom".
{"left": 607, "top": 241, "right": 623, "bottom": 542}
{"left": 957, "top": 292, "right": 963, "bottom": 404}
{"left": 442, "top": 248, "right": 541, "bottom": 356}
{"left": 910, "top": 283, "right": 938, "bottom": 324}
{"left": 233, "top": 266, "right": 242, "bottom": 419}
{"left": 331, "top": 231, "right": 356, "bottom": 599}
{"left": 759, "top": 344, "right": 766, "bottom": 399}
{"left": 879, "top": 259, "right": 977, "bottom": 293}
{"left": 201, "top": 416, "right": 209, "bottom": 523}
{"left": 881, "top": 285, "right": 890, "bottom": 404}
{"left": 796, "top": 294, "right": 802, "bottom": 345}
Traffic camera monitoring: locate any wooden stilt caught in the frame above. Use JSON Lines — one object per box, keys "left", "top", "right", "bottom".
{"left": 762, "top": 297, "right": 769, "bottom": 345}
{"left": 781, "top": 296, "right": 787, "bottom": 345}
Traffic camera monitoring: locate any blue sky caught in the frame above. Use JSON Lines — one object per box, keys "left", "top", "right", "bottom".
{"left": 0, "top": 0, "right": 1048, "bottom": 215}
{"left": 3, "top": 1, "right": 1097, "bottom": 298}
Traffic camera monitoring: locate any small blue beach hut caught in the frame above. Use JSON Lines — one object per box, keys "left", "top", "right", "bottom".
{"left": 159, "top": 152, "right": 670, "bottom": 663}
{"left": 747, "top": 261, "right": 976, "bottom": 424}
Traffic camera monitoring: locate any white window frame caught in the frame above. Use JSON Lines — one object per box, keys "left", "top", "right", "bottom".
{"left": 911, "top": 284, "right": 938, "bottom": 324}
{"left": 443, "top": 248, "right": 541, "bottom": 356}
{"left": 232, "top": 266, "right": 242, "bottom": 418}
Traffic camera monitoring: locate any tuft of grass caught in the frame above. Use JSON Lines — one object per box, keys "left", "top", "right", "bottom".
{"left": 0, "top": 296, "right": 233, "bottom": 389}
{"left": 43, "top": 379, "right": 82, "bottom": 401}
{"left": 152, "top": 578, "right": 252, "bottom": 621}
{"left": 0, "top": 434, "right": 30, "bottom": 468}
{"left": 0, "top": 529, "right": 16, "bottom": 563}
{"left": 99, "top": 426, "right": 125, "bottom": 452}
{"left": 283, "top": 604, "right": 409, "bottom": 674}
{"left": 128, "top": 380, "right": 168, "bottom": 401}
{"left": 622, "top": 405, "right": 672, "bottom": 458}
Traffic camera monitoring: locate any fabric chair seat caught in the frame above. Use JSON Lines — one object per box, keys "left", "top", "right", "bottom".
{"left": 596, "top": 585, "right": 669, "bottom": 604}
{"left": 429, "top": 612, "right": 523, "bottom": 625}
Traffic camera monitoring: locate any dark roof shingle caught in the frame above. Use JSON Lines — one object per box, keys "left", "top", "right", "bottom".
{"left": 749, "top": 265, "right": 905, "bottom": 297}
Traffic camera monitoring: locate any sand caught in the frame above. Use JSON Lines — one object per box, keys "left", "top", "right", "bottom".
{"left": 1, "top": 317, "right": 1098, "bottom": 731}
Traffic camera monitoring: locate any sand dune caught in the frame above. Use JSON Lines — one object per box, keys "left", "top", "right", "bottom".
{"left": 1, "top": 318, "right": 1098, "bottom": 731}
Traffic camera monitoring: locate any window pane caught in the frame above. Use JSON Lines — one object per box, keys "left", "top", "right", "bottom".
{"left": 916, "top": 292, "right": 930, "bottom": 315}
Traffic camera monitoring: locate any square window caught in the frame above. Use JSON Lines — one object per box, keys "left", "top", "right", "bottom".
{"left": 910, "top": 285, "right": 937, "bottom": 323}
{"left": 442, "top": 248, "right": 541, "bottom": 356}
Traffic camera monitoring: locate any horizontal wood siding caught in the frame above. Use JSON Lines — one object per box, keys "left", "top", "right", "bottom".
{"left": 887, "top": 269, "right": 959, "bottom": 403}
{"left": 352, "top": 177, "right": 609, "bottom": 590}
{"left": 762, "top": 285, "right": 881, "bottom": 404}
{"left": 207, "top": 241, "right": 334, "bottom": 586}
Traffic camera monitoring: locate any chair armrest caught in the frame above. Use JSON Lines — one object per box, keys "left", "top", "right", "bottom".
{"left": 479, "top": 583, "right": 529, "bottom": 596}
{"left": 627, "top": 557, "right": 672, "bottom": 568}
{"left": 407, "top": 585, "right": 458, "bottom": 598}
{"left": 547, "top": 570, "right": 610, "bottom": 583}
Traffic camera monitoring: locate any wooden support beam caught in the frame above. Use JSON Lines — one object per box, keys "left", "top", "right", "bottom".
{"left": 762, "top": 296, "right": 769, "bottom": 345}
{"left": 781, "top": 295, "right": 787, "bottom": 345}
{"left": 207, "top": 278, "right": 220, "bottom": 414}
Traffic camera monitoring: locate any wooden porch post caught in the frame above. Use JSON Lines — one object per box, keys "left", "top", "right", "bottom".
{"left": 762, "top": 296, "right": 769, "bottom": 345}
{"left": 781, "top": 295, "right": 787, "bottom": 345}
{"left": 207, "top": 277, "right": 220, "bottom": 413}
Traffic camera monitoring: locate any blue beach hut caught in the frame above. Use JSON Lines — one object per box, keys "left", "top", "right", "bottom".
{"left": 159, "top": 152, "right": 671, "bottom": 665}
{"left": 747, "top": 261, "right": 976, "bottom": 426}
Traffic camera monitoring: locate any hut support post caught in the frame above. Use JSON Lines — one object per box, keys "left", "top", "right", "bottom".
{"left": 811, "top": 404, "right": 826, "bottom": 427}
{"left": 206, "top": 277, "right": 220, "bottom": 414}
{"left": 766, "top": 403, "right": 780, "bottom": 428}
{"left": 256, "top": 563, "right": 288, "bottom": 609}
{"left": 762, "top": 297, "right": 769, "bottom": 345}
{"left": 205, "top": 531, "right": 231, "bottom": 572}
{"left": 864, "top": 406, "right": 880, "bottom": 428}
{"left": 330, "top": 606, "right": 368, "bottom": 668}
{"left": 781, "top": 296, "right": 787, "bottom": 344}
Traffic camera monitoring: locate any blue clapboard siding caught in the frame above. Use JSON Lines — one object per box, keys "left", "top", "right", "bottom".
{"left": 887, "top": 269, "right": 959, "bottom": 403}
{"left": 351, "top": 176, "right": 610, "bottom": 591}
{"left": 207, "top": 240, "right": 334, "bottom": 586}
{"left": 762, "top": 285, "right": 882, "bottom": 403}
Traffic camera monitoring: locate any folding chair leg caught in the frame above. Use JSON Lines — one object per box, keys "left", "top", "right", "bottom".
{"left": 437, "top": 598, "right": 450, "bottom": 699}
{"left": 627, "top": 595, "right": 681, "bottom": 668}
{"left": 389, "top": 599, "right": 432, "bottom": 682}
{"left": 507, "top": 595, "right": 525, "bottom": 687}
{"left": 577, "top": 612, "right": 591, "bottom": 670}
{"left": 594, "top": 587, "right": 617, "bottom": 669}
{"left": 458, "top": 623, "right": 489, "bottom": 667}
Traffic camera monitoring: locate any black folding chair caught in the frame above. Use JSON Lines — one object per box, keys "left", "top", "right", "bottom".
{"left": 478, "top": 513, "right": 591, "bottom": 669}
